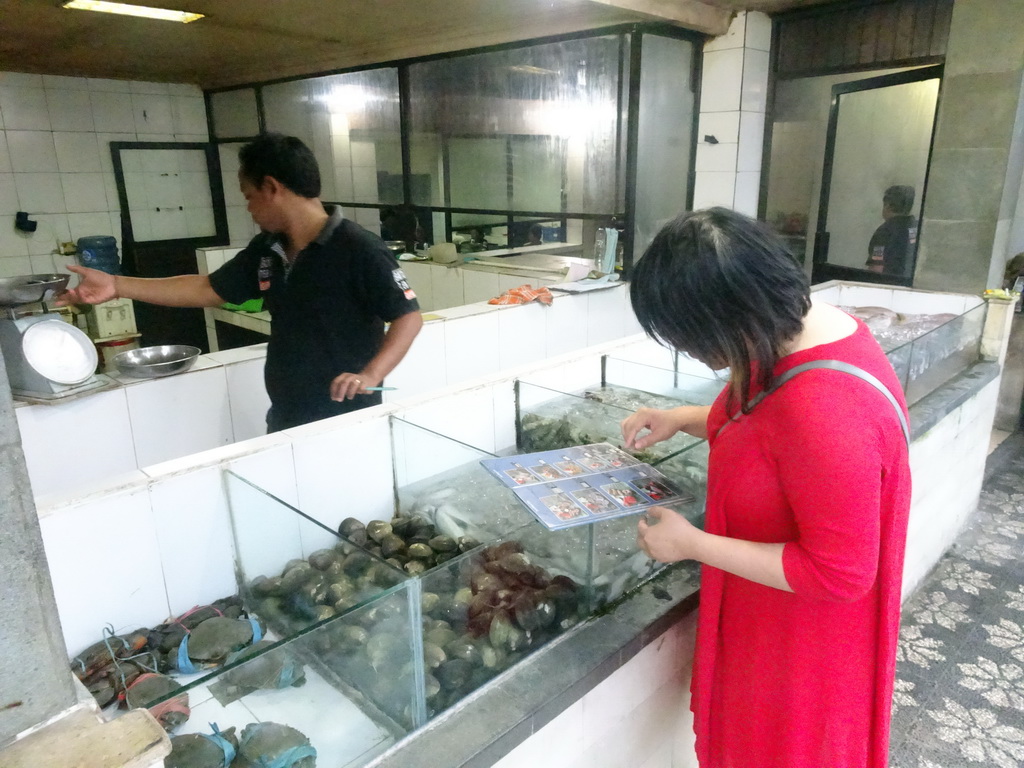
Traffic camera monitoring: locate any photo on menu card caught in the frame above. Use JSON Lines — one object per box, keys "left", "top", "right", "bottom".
{"left": 601, "top": 481, "right": 645, "bottom": 507}
{"left": 571, "top": 486, "right": 617, "bottom": 514}
{"left": 540, "top": 492, "right": 588, "bottom": 522}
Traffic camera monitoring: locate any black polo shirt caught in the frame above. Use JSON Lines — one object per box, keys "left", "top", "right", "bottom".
{"left": 867, "top": 215, "right": 917, "bottom": 276}
{"left": 209, "top": 206, "right": 420, "bottom": 428}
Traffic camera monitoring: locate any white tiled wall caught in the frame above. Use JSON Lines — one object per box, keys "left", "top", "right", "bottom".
{"left": 493, "top": 613, "right": 700, "bottom": 768}
{"left": 0, "top": 71, "right": 208, "bottom": 278}
{"left": 17, "top": 286, "right": 637, "bottom": 501}
{"left": 902, "top": 378, "right": 1000, "bottom": 598}
{"left": 15, "top": 387, "right": 137, "bottom": 498}
{"left": 148, "top": 465, "right": 238, "bottom": 616}
{"left": 291, "top": 416, "right": 395, "bottom": 531}
{"left": 125, "top": 365, "right": 233, "bottom": 467}
{"left": 693, "top": 12, "right": 770, "bottom": 216}
{"left": 40, "top": 484, "right": 171, "bottom": 656}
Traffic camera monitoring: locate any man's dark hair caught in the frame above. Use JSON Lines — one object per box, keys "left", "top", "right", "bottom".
{"left": 238, "top": 133, "right": 321, "bottom": 198}
{"left": 630, "top": 207, "right": 811, "bottom": 413}
{"left": 883, "top": 185, "right": 915, "bottom": 215}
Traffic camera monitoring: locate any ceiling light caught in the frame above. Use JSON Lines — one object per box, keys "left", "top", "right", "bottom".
{"left": 62, "top": 1, "right": 205, "bottom": 23}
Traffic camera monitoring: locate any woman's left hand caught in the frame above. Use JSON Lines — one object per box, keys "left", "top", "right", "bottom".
{"left": 637, "top": 506, "right": 702, "bottom": 563}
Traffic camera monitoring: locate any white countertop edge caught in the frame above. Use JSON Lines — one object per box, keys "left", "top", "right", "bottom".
{"left": 31, "top": 331, "right": 652, "bottom": 517}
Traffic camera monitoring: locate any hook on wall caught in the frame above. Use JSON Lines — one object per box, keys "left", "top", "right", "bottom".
{"left": 15, "top": 211, "right": 37, "bottom": 233}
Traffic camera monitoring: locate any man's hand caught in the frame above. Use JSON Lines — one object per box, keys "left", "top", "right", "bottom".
{"left": 55, "top": 265, "right": 116, "bottom": 306}
{"left": 330, "top": 371, "right": 380, "bottom": 401}
{"left": 636, "top": 506, "right": 702, "bottom": 563}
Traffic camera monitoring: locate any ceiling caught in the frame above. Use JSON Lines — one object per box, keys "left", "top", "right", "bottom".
{"left": 0, "top": 0, "right": 836, "bottom": 90}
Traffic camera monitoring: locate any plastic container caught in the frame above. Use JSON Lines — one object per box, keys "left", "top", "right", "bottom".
{"left": 76, "top": 236, "right": 121, "bottom": 276}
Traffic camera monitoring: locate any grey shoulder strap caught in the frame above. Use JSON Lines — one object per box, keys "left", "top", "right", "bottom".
{"left": 715, "top": 359, "right": 910, "bottom": 447}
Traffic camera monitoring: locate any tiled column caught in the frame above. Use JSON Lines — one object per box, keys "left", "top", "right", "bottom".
{"left": 692, "top": 12, "right": 771, "bottom": 216}
{"left": 0, "top": 350, "right": 76, "bottom": 742}
{"left": 915, "top": 0, "right": 1024, "bottom": 292}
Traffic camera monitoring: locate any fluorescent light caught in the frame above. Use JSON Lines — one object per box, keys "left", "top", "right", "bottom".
{"left": 62, "top": 1, "right": 205, "bottom": 23}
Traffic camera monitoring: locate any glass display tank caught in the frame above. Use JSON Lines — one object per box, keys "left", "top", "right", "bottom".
{"left": 143, "top": 582, "right": 423, "bottom": 767}
{"left": 851, "top": 301, "right": 987, "bottom": 407}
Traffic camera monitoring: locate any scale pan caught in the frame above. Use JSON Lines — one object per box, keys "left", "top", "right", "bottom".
{"left": 22, "top": 320, "right": 97, "bottom": 385}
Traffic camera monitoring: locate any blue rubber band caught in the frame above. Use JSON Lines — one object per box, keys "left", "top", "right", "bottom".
{"left": 176, "top": 634, "right": 198, "bottom": 675}
{"left": 277, "top": 662, "right": 300, "bottom": 688}
{"left": 205, "top": 723, "right": 237, "bottom": 767}
{"left": 248, "top": 617, "right": 263, "bottom": 644}
{"left": 253, "top": 744, "right": 317, "bottom": 768}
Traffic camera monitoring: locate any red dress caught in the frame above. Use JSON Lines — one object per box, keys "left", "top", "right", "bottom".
{"left": 692, "top": 319, "right": 911, "bottom": 768}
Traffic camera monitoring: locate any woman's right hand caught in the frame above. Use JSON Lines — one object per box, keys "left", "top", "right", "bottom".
{"left": 621, "top": 405, "right": 711, "bottom": 450}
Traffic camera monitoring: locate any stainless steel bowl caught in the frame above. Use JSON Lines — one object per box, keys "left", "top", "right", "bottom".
{"left": 0, "top": 274, "right": 70, "bottom": 307}
{"left": 114, "top": 345, "right": 201, "bottom": 378}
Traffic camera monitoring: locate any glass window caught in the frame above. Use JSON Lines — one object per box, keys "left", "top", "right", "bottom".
{"left": 763, "top": 66, "right": 926, "bottom": 271}
{"left": 263, "top": 69, "right": 401, "bottom": 206}
{"left": 209, "top": 88, "right": 259, "bottom": 138}
{"left": 633, "top": 34, "right": 696, "bottom": 259}
{"left": 449, "top": 137, "right": 508, "bottom": 211}
{"left": 407, "top": 36, "right": 624, "bottom": 215}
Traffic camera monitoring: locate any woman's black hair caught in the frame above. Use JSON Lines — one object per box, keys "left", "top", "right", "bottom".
{"left": 238, "top": 133, "right": 321, "bottom": 198}
{"left": 629, "top": 207, "right": 811, "bottom": 413}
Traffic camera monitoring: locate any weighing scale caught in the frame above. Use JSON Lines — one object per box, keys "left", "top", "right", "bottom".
{"left": 0, "top": 274, "right": 116, "bottom": 404}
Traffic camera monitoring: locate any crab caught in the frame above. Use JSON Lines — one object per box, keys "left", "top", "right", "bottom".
{"left": 148, "top": 597, "right": 246, "bottom": 661}
{"left": 166, "top": 726, "right": 238, "bottom": 768}
{"left": 71, "top": 629, "right": 149, "bottom": 682}
{"left": 233, "top": 722, "right": 317, "bottom": 768}
{"left": 121, "top": 672, "right": 189, "bottom": 731}
{"left": 172, "top": 616, "right": 265, "bottom": 672}
{"left": 208, "top": 640, "right": 306, "bottom": 706}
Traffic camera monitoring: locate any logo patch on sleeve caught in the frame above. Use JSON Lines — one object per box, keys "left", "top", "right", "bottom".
{"left": 392, "top": 268, "right": 416, "bottom": 300}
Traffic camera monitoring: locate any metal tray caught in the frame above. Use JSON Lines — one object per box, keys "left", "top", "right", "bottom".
{"left": 114, "top": 345, "right": 201, "bottom": 378}
{"left": 0, "top": 274, "right": 70, "bottom": 307}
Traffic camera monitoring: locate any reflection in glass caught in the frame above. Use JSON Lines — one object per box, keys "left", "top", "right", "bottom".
{"left": 824, "top": 78, "right": 938, "bottom": 275}
{"left": 263, "top": 69, "right": 401, "bottom": 206}
{"left": 634, "top": 34, "right": 696, "bottom": 258}
{"left": 209, "top": 88, "right": 260, "bottom": 138}
{"left": 764, "top": 67, "right": 937, "bottom": 270}
{"left": 407, "top": 36, "right": 623, "bottom": 215}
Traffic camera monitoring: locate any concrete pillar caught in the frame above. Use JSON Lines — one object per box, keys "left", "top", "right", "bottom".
{"left": 915, "top": 0, "right": 1024, "bottom": 293}
{"left": 0, "top": 348, "right": 76, "bottom": 744}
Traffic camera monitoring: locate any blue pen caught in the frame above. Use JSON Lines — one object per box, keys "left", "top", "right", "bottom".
{"left": 363, "top": 386, "right": 397, "bottom": 391}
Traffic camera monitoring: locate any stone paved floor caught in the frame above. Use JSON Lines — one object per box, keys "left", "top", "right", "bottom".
{"left": 890, "top": 432, "right": 1024, "bottom": 768}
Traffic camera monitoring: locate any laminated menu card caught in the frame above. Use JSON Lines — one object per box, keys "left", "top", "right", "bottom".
{"left": 480, "top": 442, "right": 693, "bottom": 530}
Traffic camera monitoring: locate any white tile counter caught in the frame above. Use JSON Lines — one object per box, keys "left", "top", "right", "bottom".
{"left": 197, "top": 243, "right": 597, "bottom": 348}
{"left": 16, "top": 284, "right": 637, "bottom": 501}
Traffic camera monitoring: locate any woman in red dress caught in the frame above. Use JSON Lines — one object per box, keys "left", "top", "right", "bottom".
{"left": 621, "top": 208, "right": 911, "bottom": 768}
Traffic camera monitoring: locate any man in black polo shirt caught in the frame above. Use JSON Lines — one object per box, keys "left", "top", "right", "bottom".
{"left": 60, "top": 133, "right": 423, "bottom": 432}
{"left": 865, "top": 185, "right": 918, "bottom": 277}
